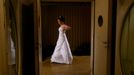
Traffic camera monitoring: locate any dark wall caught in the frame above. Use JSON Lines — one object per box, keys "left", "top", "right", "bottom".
{"left": 22, "top": 4, "right": 35, "bottom": 75}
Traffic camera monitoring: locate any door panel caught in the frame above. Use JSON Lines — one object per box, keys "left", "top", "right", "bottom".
{"left": 94, "top": 0, "right": 109, "bottom": 75}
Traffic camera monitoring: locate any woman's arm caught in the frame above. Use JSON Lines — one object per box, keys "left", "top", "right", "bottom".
{"left": 62, "top": 25, "right": 72, "bottom": 31}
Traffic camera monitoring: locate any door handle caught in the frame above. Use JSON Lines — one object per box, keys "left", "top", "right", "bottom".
{"left": 102, "top": 41, "right": 108, "bottom": 44}
{"left": 102, "top": 41, "right": 108, "bottom": 48}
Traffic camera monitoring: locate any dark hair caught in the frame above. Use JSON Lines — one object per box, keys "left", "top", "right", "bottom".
{"left": 57, "top": 16, "right": 65, "bottom": 22}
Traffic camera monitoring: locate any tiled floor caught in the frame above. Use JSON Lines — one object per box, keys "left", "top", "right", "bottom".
{"left": 42, "top": 56, "right": 91, "bottom": 75}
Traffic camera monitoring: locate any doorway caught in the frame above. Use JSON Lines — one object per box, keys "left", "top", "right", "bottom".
{"left": 41, "top": 2, "right": 91, "bottom": 75}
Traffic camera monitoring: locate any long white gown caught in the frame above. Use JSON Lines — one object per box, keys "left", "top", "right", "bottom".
{"left": 8, "top": 35, "right": 16, "bottom": 65}
{"left": 51, "top": 26, "right": 73, "bottom": 64}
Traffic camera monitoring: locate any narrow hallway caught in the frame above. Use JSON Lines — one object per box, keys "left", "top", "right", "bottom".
{"left": 42, "top": 56, "right": 90, "bottom": 75}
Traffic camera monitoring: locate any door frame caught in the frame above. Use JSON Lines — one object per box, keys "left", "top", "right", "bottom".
{"left": 34, "top": 0, "right": 42, "bottom": 74}
{"left": 0, "top": 0, "right": 8, "bottom": 74}
{"left": 41, "top": 1, "right": 92, "bottom": 75}
{"left": 17, "top": 0, "right": 42, "bottom": 75}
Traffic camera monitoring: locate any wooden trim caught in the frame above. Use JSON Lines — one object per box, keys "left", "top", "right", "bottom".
{"left": 34, "top": 0, "right": 42, "bottom": 75}
{"left": 90, "top": 1, "right": 95, "bottom": 75}
{"left": 16, "top": 0, "right": 22, "bottom": 75}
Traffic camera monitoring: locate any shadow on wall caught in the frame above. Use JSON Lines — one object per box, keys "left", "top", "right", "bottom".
{"left": 42, "top": 42, "right": 90, "bottom": 61}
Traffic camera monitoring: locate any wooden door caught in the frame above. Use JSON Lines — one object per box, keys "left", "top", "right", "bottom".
{"left": 94, "top": 0, "right": 113, "bottom": 75}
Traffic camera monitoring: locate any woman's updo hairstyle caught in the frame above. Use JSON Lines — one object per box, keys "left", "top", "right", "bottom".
{"left": 57, "top": 16, "right": 65, "bottom": 22}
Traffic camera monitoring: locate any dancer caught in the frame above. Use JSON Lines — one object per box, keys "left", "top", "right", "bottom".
{"left": 51, "top": 16, "right": 73, "bottom": 64}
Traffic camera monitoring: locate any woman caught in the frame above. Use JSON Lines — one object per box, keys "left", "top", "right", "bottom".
{"left": 51, "top": 16, "right": 73, "bottom": 64}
